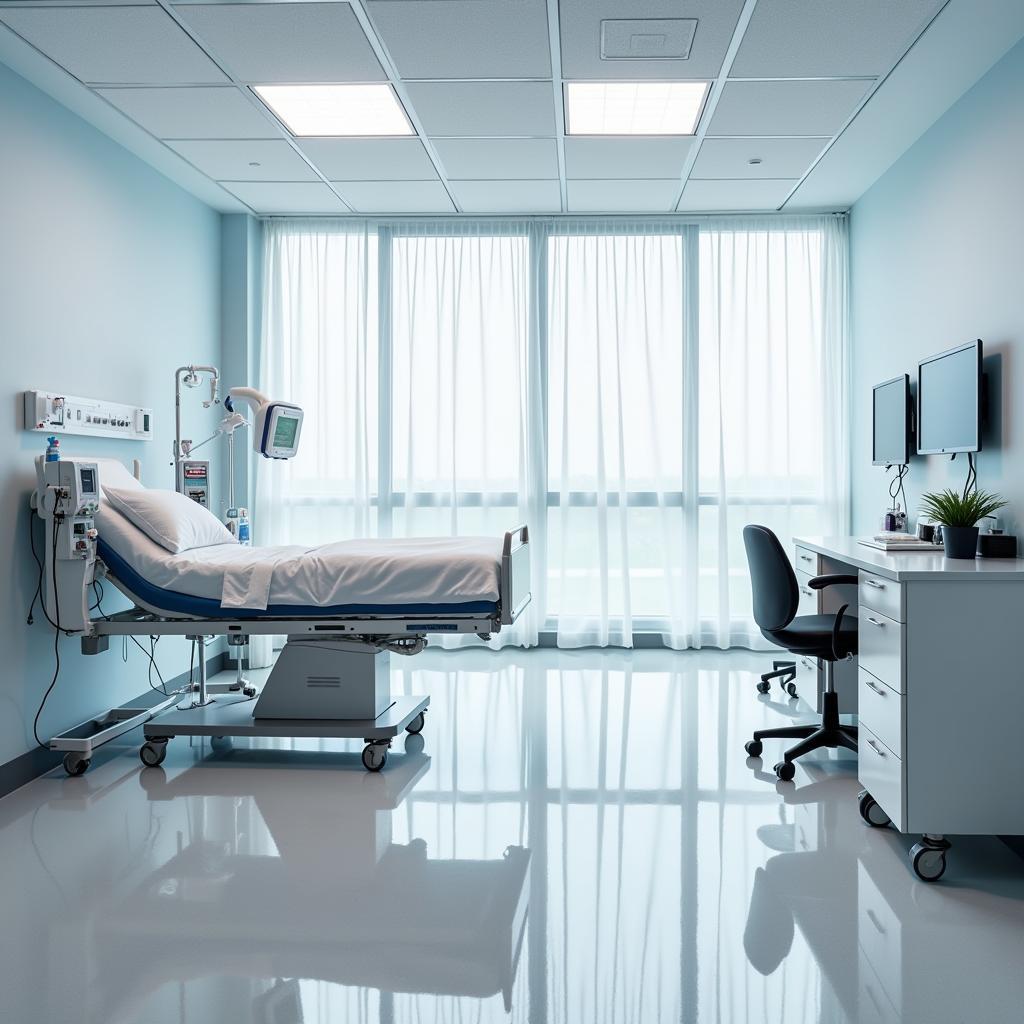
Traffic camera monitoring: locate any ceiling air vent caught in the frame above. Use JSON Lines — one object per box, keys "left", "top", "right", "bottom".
{"left": 600, "top": 19, "right": 697, "bottom": 61}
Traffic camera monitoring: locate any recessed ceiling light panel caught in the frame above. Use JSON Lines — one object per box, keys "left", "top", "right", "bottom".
{"left": 565, "top": 81, "right": 708, "bottom": 136}
{"left": 254, "top": 84, "right": 414, "bottom": 137}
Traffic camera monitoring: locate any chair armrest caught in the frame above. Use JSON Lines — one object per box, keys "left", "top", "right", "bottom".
{"left": 808, "top": 573, "right": 858, "bottom": 590}
{"left": 831, "top": 604, "right": 850, "bottom": 661}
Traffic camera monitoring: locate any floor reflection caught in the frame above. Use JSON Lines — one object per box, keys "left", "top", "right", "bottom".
{"left": 1, "top": 648, "right": 1022, "bottom": 1024}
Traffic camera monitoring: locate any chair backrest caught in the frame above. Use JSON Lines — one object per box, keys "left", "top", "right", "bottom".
{"left": 743, "top": 525, "right": 800, "bottom": 632}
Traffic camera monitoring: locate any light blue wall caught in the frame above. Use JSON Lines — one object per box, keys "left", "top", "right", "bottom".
{"left": 850, "top": 38, "right": 1024, "bottom": 535}
{"left": 0, "top": 61, "right": 222, "bottom": 764}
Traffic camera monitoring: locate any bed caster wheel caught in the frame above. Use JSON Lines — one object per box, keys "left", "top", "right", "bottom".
{"left": 406, "top": 711, "right": 426, "bottom": 735}
{"left": 62, "top": 752, "right": 90, "bottom": 777}
{"left": 362, "top": 743, "right": 388, "bottom": 772}
{"left": 774, "top": 760, "right": 795, "bottom": 782}
{"left": 910, "top": 843, "right": 948, "bottom": 882}
{"left": 745, "top": 739, "right": 763, "bottom": 757}
{"left": 785, "top": 681, "right": 798, "bottom": 698}
{"left": 140, "top": 740, "right": 167, "bottom": 768}
{"left": 756, "top": 680, "right": 770, "bottom": 694}
{"left": 858, "top": 789, "right": 891, "bottom": 828}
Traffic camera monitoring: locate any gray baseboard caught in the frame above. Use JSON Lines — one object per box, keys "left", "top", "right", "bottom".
{"left": 0, "top": 652, "right": 227, "bottom": 800}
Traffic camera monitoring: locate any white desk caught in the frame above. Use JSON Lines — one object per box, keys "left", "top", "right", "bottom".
{"left": 793, "top": 536, "right": 1024, "bottom": 881}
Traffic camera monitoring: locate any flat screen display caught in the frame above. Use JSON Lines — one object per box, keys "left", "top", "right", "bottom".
{"left": 79, "top": 467, "right": 96, "bottom": 494}
{"left": 917, "top": 340, "right": 982, "bottom": 454}
{"left": 273, "top": 413, "right": 299, "bottom": 449}
{"left": 872, "top": 375, "right": 910, "bottom": 466}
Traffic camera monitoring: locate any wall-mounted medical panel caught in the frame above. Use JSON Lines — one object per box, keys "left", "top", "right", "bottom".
{"left": 23, "top": 389, "right": 153, "bottom": 441}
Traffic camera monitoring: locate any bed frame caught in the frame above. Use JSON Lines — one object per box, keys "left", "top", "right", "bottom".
{"left": 33, "top": 456, "right": 531, "bottom": 776}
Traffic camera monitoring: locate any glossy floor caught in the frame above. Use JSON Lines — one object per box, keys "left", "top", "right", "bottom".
{"left": 3, "top": 649, "right": 1023, "bottom": 1024}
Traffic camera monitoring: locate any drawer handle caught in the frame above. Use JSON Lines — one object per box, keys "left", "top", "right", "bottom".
{"left": 865, "top": 616, "right": 885, "bottom": 627}
{"left": 867, "top": 738, "right": 886, "bottom": 757}
{"left": 800, "top": 587, "right": 813, "bottom": 598}
{"left": 799, "top": 554, "right": 813, "bottom": 563}
{"left": 864, "top": 678, "right": 886, "bottom": 696}
{"left": 866, "top": 908, "right": 886, "bottom": 935}
{"left": 863, "top": 578, "right": 885, "bottom": 590}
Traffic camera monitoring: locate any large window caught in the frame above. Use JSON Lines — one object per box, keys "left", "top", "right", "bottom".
{"left": 256, "top": 217, "right": 848, "bottom": 649}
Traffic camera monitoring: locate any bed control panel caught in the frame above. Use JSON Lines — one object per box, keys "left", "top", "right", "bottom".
{"left": 24, "top": 389, "right": 153, "bottom": 442}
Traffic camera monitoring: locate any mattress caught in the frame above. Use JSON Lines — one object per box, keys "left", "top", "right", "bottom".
{"left": 95, "top": 497, "right": 502, "bottom": 618}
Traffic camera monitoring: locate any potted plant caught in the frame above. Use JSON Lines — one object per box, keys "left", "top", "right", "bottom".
{"left": 918, "top": 488, "right": 1008, "bottom": 559}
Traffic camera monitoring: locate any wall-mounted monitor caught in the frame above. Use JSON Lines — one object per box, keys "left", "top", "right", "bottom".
{"left": 872, "top": 374, "right": 912, "bottom": 466}
{"left": 916, "top": 339, "right": 983, "bottom": 455}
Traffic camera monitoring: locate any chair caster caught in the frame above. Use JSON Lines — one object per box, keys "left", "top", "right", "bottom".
{"left": 858, "top": 789, "right": 891, "bottom": 828}
{"left": 745, "top": 739, "right": 763, "bottom": 757}
{"left": 140, "top": 739, "right": 168, "bottom": 768}
{"left": 784, "top": 681, "right": 798, "bottom": 698}
{"left": 910, "top": 842, "right": 948, "bottom": 882}
{"left": 756, "top": 680, "right": 770, "bottom": 694}
{"left": 405, "top": 711, "right": 426, "bottom": 735}
{"left": 361, "top": 741, "right": 390, "bottom": 772}
{"left": 62, "top": 752, "right": 90, "bottom": 777}
{"left": 774, "top": 760, "right": 795, "bottom": 782}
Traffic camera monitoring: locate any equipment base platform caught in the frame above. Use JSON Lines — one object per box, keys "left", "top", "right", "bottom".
{"left": 141, "top": 694, "right": 429, "bottom": 772}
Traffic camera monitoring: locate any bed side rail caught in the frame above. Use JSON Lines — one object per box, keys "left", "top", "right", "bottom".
{"left": 500, "top": 525, "right": 531, "bottom": 626}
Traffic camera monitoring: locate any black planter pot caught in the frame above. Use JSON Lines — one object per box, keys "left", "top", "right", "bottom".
{"left": 941, "top": 525, "right": 979, "bottom": 559}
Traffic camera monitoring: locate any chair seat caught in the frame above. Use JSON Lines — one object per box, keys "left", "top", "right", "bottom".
{"left": 766, "top": 614, "right": 857, "bottom": 660}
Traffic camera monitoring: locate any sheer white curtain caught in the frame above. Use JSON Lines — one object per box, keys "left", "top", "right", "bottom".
{"left": 253, "top": 215, "right": 848, "bottom": 653}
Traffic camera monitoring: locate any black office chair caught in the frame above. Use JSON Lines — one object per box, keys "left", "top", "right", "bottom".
{"left": 742, "top": 525, "right": 859, "bottom": 781}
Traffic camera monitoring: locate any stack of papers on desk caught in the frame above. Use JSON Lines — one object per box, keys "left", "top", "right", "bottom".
{"left": 858, "top": 533, "right": 945, "bottom": 552}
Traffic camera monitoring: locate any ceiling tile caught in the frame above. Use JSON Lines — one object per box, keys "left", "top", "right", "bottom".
{"left": 434, "top": 139, "right": 558, "bottom": 179}
{"left": 450, "top": 179, "right": 561, "bottom": 213}
{"left": 220, "top": 181, "right": 348, "bottom": 214}
{"left": 367, "top": 0, "right": 551, "bottom": 79}
{"left": 560, "top": 0, "right": 745, "bottom": 80}
{"left": 690, "top": 137, "right": 828, "bottom": 180}
{"left": 333, "top": 180, "right": 455, "bottom": 214}
{"left": 708, "top": 80, "right": 872, "bottom": 137}
{"left": 0, "top": 5, "right": 226, "bottom": 85}
{"left": 172, "top": 2, "right": 386, "bottom": 83}
{"left": 98, "top": 86, "right": 280, "bottom": 139}
{"left": 677, "top": 178, "right": 796, "bottom": 211}
{"left": 731, "top": 0, "right": 944, "bottom": 78}
{"left": 296, "top": 139, "right": 436, "bottom": 181}
{"left": 564, "top": 137, "right": 693, "bottom": 179}
{"left": 567, "top": 178, "right": 680, "bottom": 213}
{"left": 166, "top": 139, "right": 318, "bottom": 181}
{"left": 405, "top": 81, "right": 555, "bottom": 137}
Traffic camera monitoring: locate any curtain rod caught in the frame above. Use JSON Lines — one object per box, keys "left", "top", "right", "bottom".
{"left": 256, "top": 211, "right": 849, "bottom": 224}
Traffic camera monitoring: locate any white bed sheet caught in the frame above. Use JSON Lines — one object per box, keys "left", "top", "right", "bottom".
{"left": 95, "top": 504, "right": 502, "bottom": 612}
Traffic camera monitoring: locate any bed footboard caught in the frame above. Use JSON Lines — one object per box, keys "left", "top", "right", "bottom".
{"left": 500, "top": 525, "right": 531, "bottom": 626}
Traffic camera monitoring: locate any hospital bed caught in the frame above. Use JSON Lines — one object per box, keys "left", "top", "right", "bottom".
{"left": 33, "top": 456, "right": 531, "bottom": 775}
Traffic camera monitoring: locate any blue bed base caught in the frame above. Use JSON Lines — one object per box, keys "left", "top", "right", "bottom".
{"left": 97, "top": 540, "right": 499, "bottom": 620}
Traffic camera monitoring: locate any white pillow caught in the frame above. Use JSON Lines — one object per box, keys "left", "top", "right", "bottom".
{"left": 104, "top": 486, "right": 237, "bottom": 554}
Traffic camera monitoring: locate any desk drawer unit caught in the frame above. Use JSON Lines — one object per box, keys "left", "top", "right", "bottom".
{"left": 796, "top": 570, "right": 818, "bottom": 617}
{"left": 794, "top": 545, "right": 818, "bottom": 574}
{"left": 859, "top": 724, "right": 904, "bottom": 831}
{"left": 858, "top": 668, "right": 903, "bottom": 758}
{"left": 858, "top": 607, "right": 904, "bottom": 692}
{"left": 858, "top": 571, "right": 904, "bottom": 622}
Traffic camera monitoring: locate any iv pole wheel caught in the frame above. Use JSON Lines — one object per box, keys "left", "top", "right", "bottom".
{"left": 62, "top": 752, "right": 90, "bottom": 777}
{"left": 361, "top": 743, "right": 388, "bottom": 772}
{"left": 140, "top": 740, "right": 168, "bottom": 768}
{"left": 406, "top": 711, "right": 426, "bottom": 735}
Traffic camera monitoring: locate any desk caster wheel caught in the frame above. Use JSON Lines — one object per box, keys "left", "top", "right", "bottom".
{"left": 406, "top": 711, "right": 426, "bottom": 735}
{"left": 858, "top": 790, "right": 891, "bottom": 828}
{"left": 362, "top": 743, "right": 388, "bottom": 772}
{"left": 774, "top": 760, "right": 795, "bottom": 782}
{"left": 63, "top": 753, "right": 90, "bottom": 777}
{"left": 745, "top": 739, "right": 763, "bottom": 757}
{"left": 785, "top": 681, "right": 798, "bottom": 697}
{"left": 756, "top": 680, "right": 770, "bottom": 694}
{"left": 140, "top": 740, "right": 167, "bottom": 768}
{"left": 243, "top": 686, "right": 257, "bottom": 698}
{"left": 910, "top": 843, "right": 947, "bottom": 882}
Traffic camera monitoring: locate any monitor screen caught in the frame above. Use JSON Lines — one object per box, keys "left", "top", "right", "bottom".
{"left": 917, "top": 341, "right": 982, "bottom": 455}
{"left": 872, "top": 375, "right": 910, "bottom": 466}
{"left": 79, "top": 467, "right": 96, "bottom": 495}
{"left": 273, "top": 412, "right": 299, "bottom": 449}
